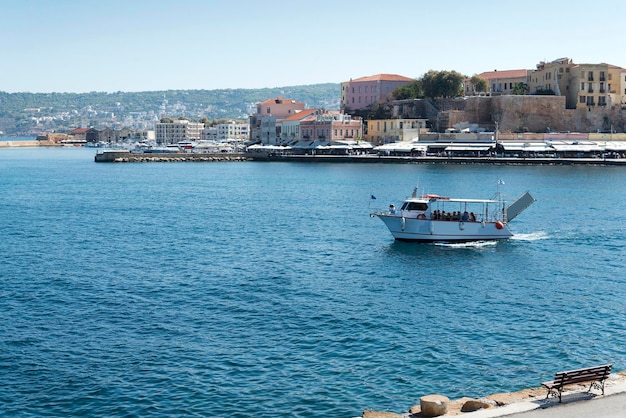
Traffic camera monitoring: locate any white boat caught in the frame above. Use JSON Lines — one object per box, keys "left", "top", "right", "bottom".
{"left": 371, "top": 187, "right": 535, "bottom": 242}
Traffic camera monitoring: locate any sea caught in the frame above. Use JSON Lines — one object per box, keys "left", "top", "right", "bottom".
{"left": 1, "top": 146, "right": 625, "bottom": 417}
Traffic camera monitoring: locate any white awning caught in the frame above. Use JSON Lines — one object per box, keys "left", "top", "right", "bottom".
{"left": 551, "top": 144, "right": 603, "bottom": 152}
{"left": 502, "top": 143, "right": 553, "bottom": 152}
{"left": 444, "top": 146, "right": 491, "bottom": 151}
{"left": 375, "top": 142, "right": 427, "bottom": 152}
{"left": 602, "top": 141, "right": 626, "bottom": 151}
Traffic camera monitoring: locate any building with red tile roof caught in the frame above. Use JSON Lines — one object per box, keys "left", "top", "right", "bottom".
{"left": 341, "top": 74, "right": 414, "bottom": 112}
{"left": 249, "top": 96, "right": 306, "bottom": 143}
{"left": 464, "top": 69, "right": 530, "bottom": 96}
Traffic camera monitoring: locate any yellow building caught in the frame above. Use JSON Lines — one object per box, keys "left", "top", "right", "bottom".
{"left": 366, "top": 118, "right": 428, "bottom": 145}
{"left": 527, "top": 58, "right": 626, "bottom": 110}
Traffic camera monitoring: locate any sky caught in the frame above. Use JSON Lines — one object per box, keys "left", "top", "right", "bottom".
{"left": 2, "top": 0, "right": 626, "bottom": 93}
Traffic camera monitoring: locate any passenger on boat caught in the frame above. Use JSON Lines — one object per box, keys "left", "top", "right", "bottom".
{"left": 461, "top": 211, "right": 469, "bottom": 221}
{"left": 389, "top": 204, "right": 396, "bottom": 214}
{"left": 469, "top": 212, "right": 476, "bottom": 222}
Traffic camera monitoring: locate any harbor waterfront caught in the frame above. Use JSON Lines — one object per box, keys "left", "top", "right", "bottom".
{"left": 93, "top": 149, "right": 626, "bottom": 166}
{"left": 1, "top": 147, "right": 626, "bottom": 417}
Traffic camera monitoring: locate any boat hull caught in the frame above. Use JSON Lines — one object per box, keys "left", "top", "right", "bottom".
{"left": 376, "top": 215, "right": 513, "bottom": 242}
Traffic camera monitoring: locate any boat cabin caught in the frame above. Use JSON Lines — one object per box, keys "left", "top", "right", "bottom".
{"left": 396, "top": 194, "right": 506, "bottom": 223}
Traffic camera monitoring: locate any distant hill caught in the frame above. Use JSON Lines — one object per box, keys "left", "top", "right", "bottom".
{"left": 0, "top": 84, "right": 341, "bottom": 136}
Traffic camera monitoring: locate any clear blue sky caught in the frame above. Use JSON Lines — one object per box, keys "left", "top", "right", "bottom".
{"left": 2, "top": 0, "right": 625, "bottom": 93}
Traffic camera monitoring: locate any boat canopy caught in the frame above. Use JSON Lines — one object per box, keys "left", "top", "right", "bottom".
{"left": 410, "top": 196, "right": 502, "bottom": 204}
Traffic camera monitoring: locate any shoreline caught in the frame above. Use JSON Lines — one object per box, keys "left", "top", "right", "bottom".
{"left": 3, "top": 143, "right": 626, "bottom": 165}
{"left": 362, "top": 370, "right": 626, "bottom": 418}
{"left": 95, "top": 150, "right": 626, "bottom": 166}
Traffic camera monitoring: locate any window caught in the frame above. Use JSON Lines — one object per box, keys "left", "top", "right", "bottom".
{"left": 580, "top": 96, "right": 586, "bottom": 103}
{"left": 581, "top": 82, "right": 585, "bottom": 90}
{"left": 402, "top": 202, "right": 428, "bottom": 211}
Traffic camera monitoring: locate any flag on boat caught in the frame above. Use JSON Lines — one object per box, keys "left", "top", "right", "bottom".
{"left": 371, "top": 195, "right": 377, "bottom": 200}
{"left": 497, "top": 179, "right": 505, "bottom": 185}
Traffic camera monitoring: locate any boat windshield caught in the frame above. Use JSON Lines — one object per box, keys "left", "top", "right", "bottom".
{"left": 401, "top": 201, "right": 428, "bottom": 211}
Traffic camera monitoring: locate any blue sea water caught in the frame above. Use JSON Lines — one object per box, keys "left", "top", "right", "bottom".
{"left": 1, "top": 148, "right": 625, "bottom": 417}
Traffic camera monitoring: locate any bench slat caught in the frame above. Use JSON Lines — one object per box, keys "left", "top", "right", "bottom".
{"left": 541, "top": 364, "right": 612, "bottom": 402}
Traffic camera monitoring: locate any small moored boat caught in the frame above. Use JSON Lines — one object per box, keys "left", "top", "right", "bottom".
{"left": 371, "top": 187, "right": 535, "bottom": 242}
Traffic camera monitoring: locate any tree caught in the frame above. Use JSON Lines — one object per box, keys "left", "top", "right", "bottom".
{"left": 512, "top": 83, "right": 528, "bottom": 95}
{"left": 392, "top": 80, "right": 423, "bottom": 100}
{"left": 421, "top": 70, "right": 465, "bottom": 98}
{"left": 470, "top": 75, "right": 487, "bottom": 93}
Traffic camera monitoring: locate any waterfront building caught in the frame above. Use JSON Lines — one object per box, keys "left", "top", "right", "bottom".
{"left": 216, "top": 121, "right": 250, "bottom": 140}
{"left": 155, "top": 119, "right": 204, "bottom": 144}
{"left": 341, "top": 74, "right": 414, "bottom": 112}
{"left": 300, "top": 112, "right": 363, "bottom": 143}
{"left": 249, "top": 97, "right": 305, "bottom": 142}
{"left": 279, "top": 109, "right": 320, "bottom": 145}
{"left": 202, "top": 126, "right": 218, "bottom": 141}
{"left": 70, "top": 127, "right": 99, "bottom": 143}
{"left": 365, "top": 118, "right": 429, "bottom": 145}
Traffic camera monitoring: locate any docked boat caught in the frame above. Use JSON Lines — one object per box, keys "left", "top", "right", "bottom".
{"left": 371, "top": 187, "right": 535, "bottom": 242}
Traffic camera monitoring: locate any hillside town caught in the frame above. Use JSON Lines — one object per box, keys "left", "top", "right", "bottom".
{"left": 26, "top": 56, "right": 626, "bottom": 158}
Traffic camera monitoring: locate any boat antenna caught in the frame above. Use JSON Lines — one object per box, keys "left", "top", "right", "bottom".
{"left": 412, "top": 177, "right": 420, "bottom": 198}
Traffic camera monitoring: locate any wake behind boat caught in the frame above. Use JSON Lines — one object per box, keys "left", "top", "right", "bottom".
{"left": 371, "top": 186, "right": 535, "bottom": 242}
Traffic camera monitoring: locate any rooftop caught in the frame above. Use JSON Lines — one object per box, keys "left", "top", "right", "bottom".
{"left": 350, "top": 73, "right": 415, "bottom": 83}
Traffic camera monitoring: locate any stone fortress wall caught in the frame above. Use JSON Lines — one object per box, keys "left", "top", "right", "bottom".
{"left": 394, "top": 96, "right": 626, "bottom": 134}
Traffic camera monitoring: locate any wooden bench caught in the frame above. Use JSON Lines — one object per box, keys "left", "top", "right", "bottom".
{"left": 542, "top": 364, "right": 612, "bottom": 402}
